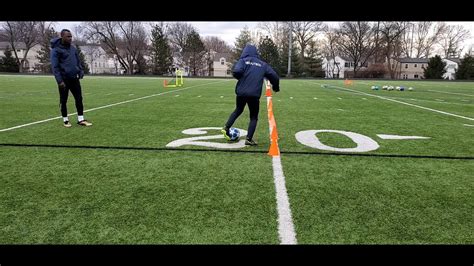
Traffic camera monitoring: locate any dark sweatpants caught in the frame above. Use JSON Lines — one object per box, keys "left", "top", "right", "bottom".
{"left": 58, "top": 78, "right": 84, "bottom": 117}
{"left": 225, "top": 95, "right": 260, "bottom": 140}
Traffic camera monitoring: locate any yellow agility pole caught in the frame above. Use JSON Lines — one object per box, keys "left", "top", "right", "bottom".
{"left": 163, "top": 69, "right": 184, "bottom": 88}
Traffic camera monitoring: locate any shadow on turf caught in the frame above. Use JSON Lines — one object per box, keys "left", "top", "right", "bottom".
{"left": 1, "top": 143, "right": 473, "bottom": 160}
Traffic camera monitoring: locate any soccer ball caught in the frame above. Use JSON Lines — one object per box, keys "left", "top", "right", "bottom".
{"left": 228, "top": 127, "right": 240, "bottom": 141}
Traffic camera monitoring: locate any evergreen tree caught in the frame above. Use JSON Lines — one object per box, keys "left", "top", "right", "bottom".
{"left": 258, "top": 36, "right": 280, "bottom": 75}
{"left": 150, "top": 24, "right": 173, "bottom": 75}
{"left": 183, "top": 30, "right": 205, "bottom": 76}
{"left": 232, "top": 26, "right": 252, "bottom": 64}
{"left": 455, "top": 54, "right": 474, "bottom": 80}
{"left": 76, "top": 45, "right": 90, "bottom": 74}
{"left": 36, "top": 27, "right": 56, "bottom": 73}
{"left": 423, "top": 55, "right": 446, "bottom": 79}
{"left": 0, "top": 46, "right": 20, "bottom": 72}
{"left": 304, "top": 40, "right": 324, "bottom": 78}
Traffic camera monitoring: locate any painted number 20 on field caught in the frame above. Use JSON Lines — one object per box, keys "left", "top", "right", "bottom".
{"left": 166, "top": 127, "right": 430, "bottom": 152}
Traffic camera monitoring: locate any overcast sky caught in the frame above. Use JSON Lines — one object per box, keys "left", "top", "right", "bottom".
{"left": 56, "top": 21, "right": 474, "bottom": 53}
{"left": 55, "top": 21, "right": 261, "bottom": 45}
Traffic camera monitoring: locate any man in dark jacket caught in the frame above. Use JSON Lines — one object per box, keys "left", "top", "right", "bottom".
{"left": 222, "top": 44, "right": 280, "bottom": 146}
{"left": 51, "top": 29, "right": 92, "bottom": 127}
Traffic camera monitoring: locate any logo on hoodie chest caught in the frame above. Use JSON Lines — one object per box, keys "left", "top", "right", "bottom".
{"left": 245, "top": 61, "right": 262, "bottom": 67}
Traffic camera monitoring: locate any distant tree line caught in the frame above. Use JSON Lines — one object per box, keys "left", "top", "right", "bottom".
{"left": 0, "top": 21, "right": 473, "bottom": 79}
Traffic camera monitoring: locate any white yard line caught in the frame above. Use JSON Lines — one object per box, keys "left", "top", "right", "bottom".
{"left": 0, "top": 80, "right": 231, "bottom": 132}
{"left": 377, "top": 134, "right": 430, "bottom": 140}
{"left": 266, "top": 82, "right": 297, "bottom": 245}
{"left": 428, "top": 90, "right": 474, "bottom": 97}
{"left": 308, "top": 82, "right": 474, "bottom": 121}
{"left": 272, "top": 156, "right": 297, "bottom": 245}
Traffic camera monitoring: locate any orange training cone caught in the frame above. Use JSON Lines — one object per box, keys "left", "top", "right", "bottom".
{"left": 266, "top": 87, "right": 272, "bottom": 96}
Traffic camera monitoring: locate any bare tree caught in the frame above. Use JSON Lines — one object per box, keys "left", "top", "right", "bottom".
{"left": 2, "top": 21, "right": 41, "bottom": 72}
{"left": 291, "top": 22, "right": 325, "bottom": 62}
{"left": 437, "top": 24, "right": 471, "bottom": 58}
{"left": 167, "top": 22, "right": 196, "bottom": 53}
{"left": 379, "top": 21, "right": 408, "bottom": 79}
{"left": 36, "top": 22, "right": 57, "bottom": 73}
{"left": 401, "top": 22, "right": 415, "bottom": 58}
{"left": 117, "top": 22, "right": 148, "bottom": 74}
{"left": 202, "top": 36, "right": 232, "bottom": 53}
{"left": 321, "top": 27, "right": 342, "bottom": 78}
{"left": 336, "top": 21, "right": 378, "bottom": 77}
{"left": 402, "top": 22, "right": 447, "bottom": 58}
{"left": 82, "top": 22, "right": 130, "bottom": 74}
{"left": 257, "top": 22, "right": 288, "bottom": 52}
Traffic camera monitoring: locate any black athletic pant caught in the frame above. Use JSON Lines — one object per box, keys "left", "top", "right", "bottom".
{"left": 225, "top": 95, "right": 260, "bottom": 140}
{"left": 58, "top": 78, "right": 84, "bottom": 117}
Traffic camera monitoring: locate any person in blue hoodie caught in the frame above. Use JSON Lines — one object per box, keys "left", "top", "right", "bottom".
{"left": 221, "top": 44, "right": 280, "bottom": 146}
{"left": 51, "top": 29, "right": 92, "bottom": 127}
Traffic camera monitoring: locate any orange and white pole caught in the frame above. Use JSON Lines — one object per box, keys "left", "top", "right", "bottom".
{"left": 266, "top": 80, "right": 280, "bottom": 156}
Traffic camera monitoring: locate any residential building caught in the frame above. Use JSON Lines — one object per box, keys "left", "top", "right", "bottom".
{"left": 0, "top": 42, "right": 41, "bottom": 72}
{"left": 395, "top": 58, "right": 429, "bottom": 79}
{"left": 80, "top": 44, "right": 117, "bottom": 74}
{"left": 211, "top": 52, "right": 232, "bottom": 77}
{"left": 322, "top": 56, "right": 368, "bottom": 78}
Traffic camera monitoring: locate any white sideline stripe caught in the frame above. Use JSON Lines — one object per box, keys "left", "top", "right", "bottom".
{"left": 463, "top": 124, "right": 474, "bottom": 127}
{"left": 428, "top": 90, "right": 474, "bottom": 97}
{"left": 309, "top": 82, "right": 474, "bottom": 121}
{"left": 272, "top": 156, "right": 297, "bottom": 245}
{"left": 0, "top": 80, "right": 230, "bottom": 132}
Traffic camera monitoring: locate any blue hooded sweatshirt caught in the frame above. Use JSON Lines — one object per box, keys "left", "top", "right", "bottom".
{"left": 232, "top": 44, "right": 280, "bottom": 97}
{"left": 50, "top": 37, "right": 83, "bottom": 84}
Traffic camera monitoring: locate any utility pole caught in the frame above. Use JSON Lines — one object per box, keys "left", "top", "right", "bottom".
{"left": 287, "top": 21, "right": 292, "bottom": 77}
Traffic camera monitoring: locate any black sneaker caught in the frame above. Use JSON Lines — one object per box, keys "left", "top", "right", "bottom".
{"left": 77, "top": 120, "right": 92, "bottom": 126}
{"left": 245, "top": 139, "right": 257, "bottom": 146}
{"left": 63, "top": 121, "right": 72, "bottom": 128}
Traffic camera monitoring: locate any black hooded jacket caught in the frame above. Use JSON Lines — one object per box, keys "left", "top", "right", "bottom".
{"left": 232, "top": 44, "right": 280, "bottom": 97}
{"left": 50, "top": 37, "right": 83, "bottom": 84}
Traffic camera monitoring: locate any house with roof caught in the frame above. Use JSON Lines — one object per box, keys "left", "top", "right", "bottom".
{"left": 393, "top": 57, "right": 462, "bottom": 80}
{"left": 0, "top": 42, "right": 41, "bottom": 72}
{"left": 80, "top": 44, "right": 117, "bottom": 74}
{"left": 210, "top": 52, "right": 232, "bottom": 77}
{"left": 394, "top": 58, "right": 429, "bottom": 79}
{"left": 322, "top": 56, "right": 369, "bottom": 78}
{"left": 170, "top": 50, "right": 231, "bottom": 77}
